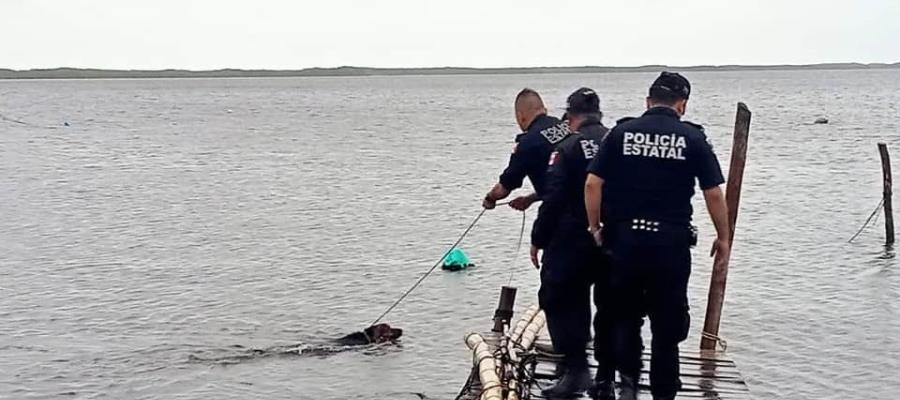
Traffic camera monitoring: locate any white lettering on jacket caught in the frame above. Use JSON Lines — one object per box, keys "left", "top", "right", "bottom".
{"left": 622, "top": 132, "right": 687, "bottom": 160}
{"left": 580, "top": 139, "right": 598, "bottom": 159}
{"left": 540, "top": 123, "right": 571, "bottom": 144}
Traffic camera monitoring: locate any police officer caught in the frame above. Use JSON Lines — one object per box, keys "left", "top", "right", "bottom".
{"left": 530, "top": 88, "right": 612, "bottom": 399}
{"left": 584, "top": 72, "right": 731, "bottom": 400}
{"left": 483, "top": 89, "right": 570, "bottom": 211}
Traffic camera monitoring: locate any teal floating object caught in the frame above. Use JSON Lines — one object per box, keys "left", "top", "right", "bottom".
{"left": 442, "top": 248, "right": 474, "bottom": 271}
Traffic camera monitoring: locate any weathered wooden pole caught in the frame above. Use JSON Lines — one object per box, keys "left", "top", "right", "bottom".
{"left": 878, "top": 143, "right": 895, "bottom": 245}
{"left": 701, "top": 103, "right": 751, "bottom": 350}
{"left": 492, "top": 286, "right": 517, "bottom": 333}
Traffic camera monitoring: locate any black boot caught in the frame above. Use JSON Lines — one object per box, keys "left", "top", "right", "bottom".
{"left": 653, "top": 395, "right": 676, "bottom": 400}
{"left": 586, "top": 379, "right": 614, "bottom": 400}
{"left": 587, "top": 368, "right": 615, "bottom": 400}
{"left": 541, "top": 367, "right": 591, "bottom": 398}
{"left": 618, "top": 374, "right": 639, "bottom": 400}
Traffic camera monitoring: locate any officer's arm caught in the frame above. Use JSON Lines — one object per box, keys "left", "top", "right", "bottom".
{"left": 531, "top": 151, "right": 566, "bottom": 249}
{"left": 692, "top": 133, "right": 728, "bottom": 240}
{"left": 585, "top": 130, "right": 618, "bottom": 230}
{"left": 494, "top": 139, "right": 537, "bottom": 197}
{"left": 704, "top": 185, "right": 731, "bottom": 271}
{"left": 585, "top": 174, "right": 604, "bottom": 231}
{"left": 703, "top": 187, "right": 729, "bottom": 241}
{"left": 692, "top": 132, "right": 730, "bottom": 265}
{"left": 509, "top": 191, "right": 540, "bottom": 211}
{"left": 484, "top": 183, "right": 511, "bottom": 205}
{"left": 485, "top": 145, "right": 527, "bottom": 208}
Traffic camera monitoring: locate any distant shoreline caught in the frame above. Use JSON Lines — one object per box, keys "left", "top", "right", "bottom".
{"left": 1, "top": 63, "right": 898, "bottom": 80}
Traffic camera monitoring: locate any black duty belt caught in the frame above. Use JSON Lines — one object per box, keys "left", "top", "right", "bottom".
{"left": 610, "top": 218, "right": 698, "bottom": 246}
{"left": 629, "top": 218, "right": 662, "bottom": 232}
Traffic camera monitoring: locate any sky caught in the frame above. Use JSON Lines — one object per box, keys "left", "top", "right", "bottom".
{"left": 1, "top": 0, "right": 898, "bottom": 70}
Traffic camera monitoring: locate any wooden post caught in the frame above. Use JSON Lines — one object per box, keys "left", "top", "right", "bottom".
{"left": 878, "top": 143, "right": 895, "bottom": 245}
{"left": 701, "top": 103, "right": 751, "bottom": 350}
{"left": 492, "top": 286, "right": 517, "bottom": 333}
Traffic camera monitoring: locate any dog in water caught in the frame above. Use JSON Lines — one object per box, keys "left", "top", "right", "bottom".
{"left": 189, "top": 323, "right": 403, "bottom": 364}
{"left": 335, "top": 323, "right": 403, "bottom": 345}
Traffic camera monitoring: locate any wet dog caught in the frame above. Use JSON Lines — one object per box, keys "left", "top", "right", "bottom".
{"left": 335, "top": 323, "right": 403, "bottom": 345}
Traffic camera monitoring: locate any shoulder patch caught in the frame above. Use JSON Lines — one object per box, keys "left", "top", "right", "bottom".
{"left": 683, "top": 121, "right": 705, "bottom": 133}
{"left": 539, "top": 123, "right": 571, "bottom": 144}
{"left": 548, "top": 151, "right": 561, "bottom": 166}
{"left": 616, "top": 116, "right": 637, "bottom": 125}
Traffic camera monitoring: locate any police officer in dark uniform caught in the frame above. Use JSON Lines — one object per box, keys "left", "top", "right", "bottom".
{"left": 584, "top": 72, "right": 731, "bottom": 400}
{"left": 483, "top": 89, "right": 570, "bottom": 211}
{"left": 530, "top": 88, "right": 612, "bottom": 399}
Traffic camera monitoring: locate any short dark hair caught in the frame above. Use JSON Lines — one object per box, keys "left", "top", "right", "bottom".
{"left": 648, "top": 87, "right": 682, "bottom": 106}
{"left": 516, "top": 88, "right": 542, "bottom": 104}
{"left": 568, "top": 110, "right": 604, "bottom": 121}
{"left": 648, "top": 71, "right": 691, "bottom": 105}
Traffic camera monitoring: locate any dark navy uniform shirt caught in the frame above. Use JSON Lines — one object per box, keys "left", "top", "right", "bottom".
{"left": 532, "top": 117, "right": 609, "bottom": 248}
{"left": 587, "top": 107, "right": 724, "bottom": 225}
{"left": 499, "top": 114, "right": 570, "bottom": 197}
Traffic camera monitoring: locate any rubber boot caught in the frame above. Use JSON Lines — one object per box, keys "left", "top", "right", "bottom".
{"left": 618, "top": 374, "right": 639, "bottom": 400}
{"left": 541, "top": 367, "right": 591, "bottom": 398}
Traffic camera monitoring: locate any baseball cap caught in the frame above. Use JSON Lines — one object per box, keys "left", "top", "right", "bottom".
{"left": 649, "top": 71, "right": 691, "bottom": 100}
{"left": 565, "top": 87, "right": 601, "bottom": 114}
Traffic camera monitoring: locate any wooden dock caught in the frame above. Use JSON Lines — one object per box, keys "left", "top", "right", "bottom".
{"left": 457, "top": 327, "right": 751, "bottom": 400}
{"left": 531, "top": 338, "right": 751, "bottom": 399}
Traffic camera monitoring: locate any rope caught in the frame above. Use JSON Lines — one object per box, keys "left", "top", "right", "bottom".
{"left": 460, "top": 323, "right": 544, "bottom": 400}
{"left": 454, "top": 370, "right": 476, "bottom": 400}
{"left": 701, "top": 331, "right": 729, "bottom": 351}
{"left": 848, "top": 198, "right": 885, "bottom": 243}
{"left": 507, "top": 210, "right": 527, "bottom": 286}
{"left": 371, "top": 208, "right": 489, "bottom": 326}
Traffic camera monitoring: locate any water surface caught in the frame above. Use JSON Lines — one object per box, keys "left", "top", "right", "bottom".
{"left": 2, "top": 70, "right": 899, "bottom": 399}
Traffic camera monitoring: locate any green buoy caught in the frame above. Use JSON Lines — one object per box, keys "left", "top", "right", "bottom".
{"left": 441, "top": 248, "right": 474, "bottom": 271}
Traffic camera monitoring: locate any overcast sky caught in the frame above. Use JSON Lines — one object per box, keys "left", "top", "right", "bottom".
{"left": 1, "top": 0, "right": 898, "bottom": 70}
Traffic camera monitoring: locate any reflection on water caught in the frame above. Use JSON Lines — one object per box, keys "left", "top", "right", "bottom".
{"left": 1, "top": 70, "right": 899, "bottom": 399}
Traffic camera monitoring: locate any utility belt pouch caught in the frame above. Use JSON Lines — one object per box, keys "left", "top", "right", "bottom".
{"left": 689, "top": 225, "right": 698, "bottom": 247}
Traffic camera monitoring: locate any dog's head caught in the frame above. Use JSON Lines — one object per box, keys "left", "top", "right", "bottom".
{"left": 364, "top": 323, "right": 403, "bottom": 343}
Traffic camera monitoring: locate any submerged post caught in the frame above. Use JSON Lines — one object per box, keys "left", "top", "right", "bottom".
{"left": 878, "top": 143, "right": 895, "bottom": 245}
{"left": 701, "top": 102, "right": 751, "bottom": 350}
{"left": 492, "top": 286, "right": 517, "bottom": 333}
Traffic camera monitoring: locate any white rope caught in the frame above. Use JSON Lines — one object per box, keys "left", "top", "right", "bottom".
{"left": 701, "top": 331, "right": 729, "bottom": 351}
{"left": 507, "top": 210, "right": 527, "bottom": 286}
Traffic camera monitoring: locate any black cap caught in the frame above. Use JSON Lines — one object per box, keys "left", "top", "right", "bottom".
{"left": 566, "top": 87, "right": 601, "bottom": 115}
{"left": 649, "top": 71, "right": 691, "bottom": 100}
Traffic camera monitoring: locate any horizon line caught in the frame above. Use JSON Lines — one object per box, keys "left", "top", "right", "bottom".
{"left": 2, "top": 62, "right": 899, "bottom": 79}
{"left": 5, "top": 61, "right": 900, "bottom": 71}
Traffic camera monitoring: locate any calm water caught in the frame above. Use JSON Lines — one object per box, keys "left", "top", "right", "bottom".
{"left": 2, "top": 70, "right": 899, "bottom": 400}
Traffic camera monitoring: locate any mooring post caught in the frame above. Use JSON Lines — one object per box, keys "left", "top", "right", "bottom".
{"left": 878, "top": 143, "right": 895, "bottom": 245}
{"left": 492, "top": 286, "right": 517, "bottom": 333}
{"left": 701, "top": 103, "right": 751, "bottom": 351}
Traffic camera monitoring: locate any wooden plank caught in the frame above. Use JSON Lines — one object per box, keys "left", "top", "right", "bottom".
{"left": 533, "top": 339, "right": 737, "bottom": 366}
{"left": 528, "top": 337, "right": 751, "bottom": 399}
{"left": 533, "top": 361, "right": 745, "bottom": 381}
{"left": 530, "top": 376, "right": 751, "bottom": 398}
{"left": 533, "top": 365, "right": 748, "bottom": 389}
{"left": 534, "top": 354, "right": 739, "bottom": 370}
{"left": 529, "top": 385, "right": 754, "bottom": 400}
